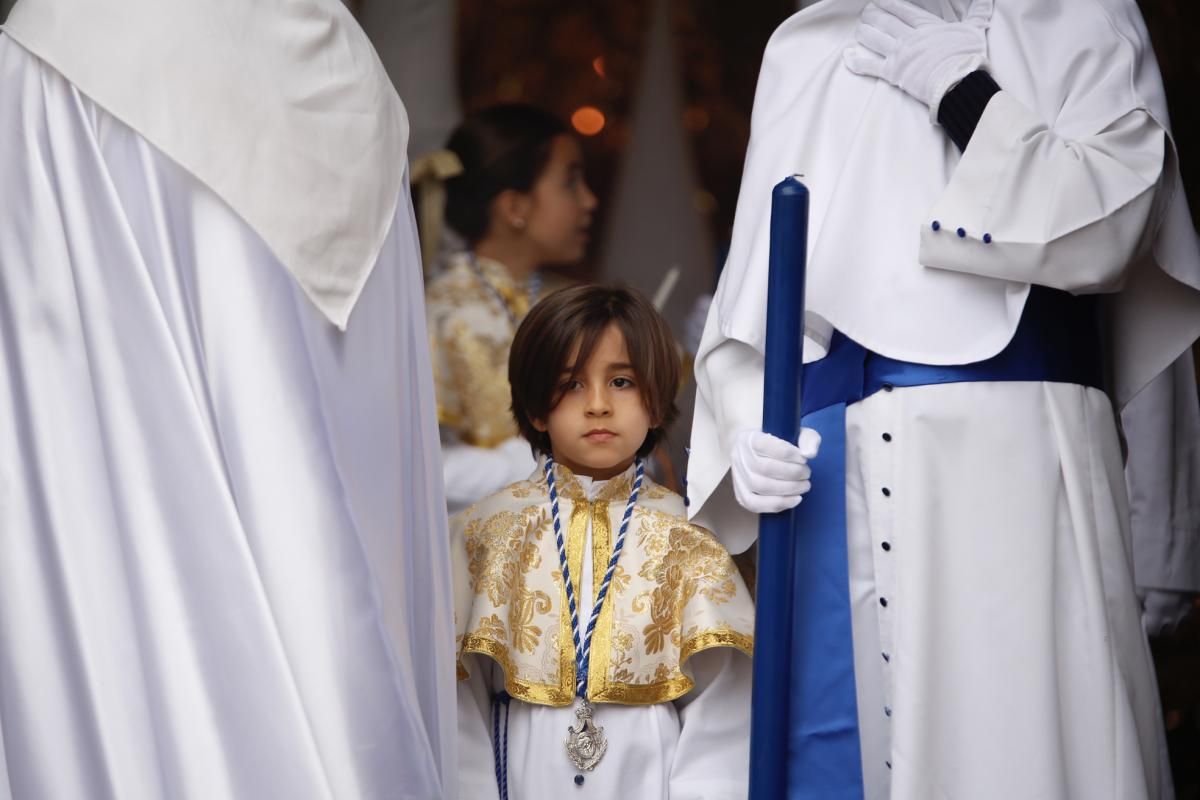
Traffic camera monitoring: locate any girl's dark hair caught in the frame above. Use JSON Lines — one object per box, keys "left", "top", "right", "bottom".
{"left": 509, "top": 285, "right": 680, "bottom": 457}
{"left": 444, "top": 104, "right": 569, "bottom": 245}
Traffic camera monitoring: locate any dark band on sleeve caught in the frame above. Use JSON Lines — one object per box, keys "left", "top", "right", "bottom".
{"left": 937, "top": 70, "right": 1001, "bottom": 153}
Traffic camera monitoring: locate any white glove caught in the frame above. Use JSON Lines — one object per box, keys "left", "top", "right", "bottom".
{"left": 731, "top": 428, "right": 821, "bottom": 515}
{"left": 843, "top": 0, "right": 993, "bottom": 120}
{"left": 684, "top": 293, "right": 713, "bottom": 357}
{"left": 1139, "top": 588, "right": 1195, "bottom": 637}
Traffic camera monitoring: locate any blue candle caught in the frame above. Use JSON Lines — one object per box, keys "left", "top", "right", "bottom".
{"left": 749, "top": 176, "right": 808, "bottom": 799}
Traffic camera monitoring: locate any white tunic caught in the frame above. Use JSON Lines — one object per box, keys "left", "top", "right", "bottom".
{"left": 459, "top": 648, "right": 751, "bottom": 798}
{"left": 0, "top": 34, "right": 456, "bottom": 799}
{"left": 840, "top": 382, "right": 1167, "bottom": 799}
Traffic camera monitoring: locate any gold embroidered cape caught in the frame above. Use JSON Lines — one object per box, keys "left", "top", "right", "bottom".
{"left": 452, "top": 461, "right": 755, "bottom": 707}
{"left": 426, "top": 256, "right": 564, "bottom": 448}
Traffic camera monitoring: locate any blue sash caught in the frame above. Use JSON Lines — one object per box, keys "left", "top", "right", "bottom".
{"left": 786, "top": 287, "right": 1103, "bottom": 798}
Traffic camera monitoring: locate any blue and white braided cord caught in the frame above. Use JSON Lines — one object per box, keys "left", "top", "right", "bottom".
{"left": 546, "top": 460, "right": 583, "bottom": 683}
{"left": 491, "top": 691, "right": 511, "bottom": 800}
{"left": 544, "top": 457, "right": 644, "bottom": 698}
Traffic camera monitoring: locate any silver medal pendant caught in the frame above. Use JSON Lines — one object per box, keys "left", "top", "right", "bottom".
{"left": 565, "top": 699, "right": 607, "bottom": 772}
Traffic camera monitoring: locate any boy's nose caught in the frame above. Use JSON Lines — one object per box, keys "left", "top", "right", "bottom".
{"left": 585, "top": 387, "right": 611, "bottom": 415}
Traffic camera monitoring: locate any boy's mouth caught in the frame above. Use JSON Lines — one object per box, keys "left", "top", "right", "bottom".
{"left": 584, "top": 429, "right": 616, "bottom": 442}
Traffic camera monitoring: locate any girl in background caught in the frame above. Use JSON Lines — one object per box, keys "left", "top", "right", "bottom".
{"left": 426, "top": 103, "right": 598, "bottom": 512}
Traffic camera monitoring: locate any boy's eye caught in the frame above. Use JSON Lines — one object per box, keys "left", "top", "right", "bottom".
{"left": 561, "top": 379, "right": 583, "bottom": 392}
{"left": 611, "top": 376, "right": 634, "bottom": 389}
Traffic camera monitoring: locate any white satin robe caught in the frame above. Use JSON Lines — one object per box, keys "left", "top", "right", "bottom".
{"left": 0, "top": 37, "right": 456, "bottom": 799}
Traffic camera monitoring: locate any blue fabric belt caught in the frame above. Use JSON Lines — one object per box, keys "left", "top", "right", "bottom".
{"left": 785, "top": 287, "right": 1103, "bottom": 798}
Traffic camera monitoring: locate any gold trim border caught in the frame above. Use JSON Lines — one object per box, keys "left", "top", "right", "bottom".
{"left": 456, "top": 626, "right": 753, "bottom": 709}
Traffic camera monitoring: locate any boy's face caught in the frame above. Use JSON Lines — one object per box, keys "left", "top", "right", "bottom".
{"left": 533, "top": 323, "right": 653, "bottom": 480}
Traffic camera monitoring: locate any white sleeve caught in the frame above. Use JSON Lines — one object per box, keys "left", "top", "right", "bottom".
{"left": 668, "top": 649, "right": 753, "bottom": 800}
{"left": 920, "top": 91, "right": 1166, "bottom": 293}
{"left": 457, "top": 657, "right": 502, "bottom": 800}
{"left": 1122, "top": 351, "right": 1200, "bottom": 593}
{"left": 441, "top": 435, "right": 535, "bottom": 511}
{"left": 686, "top": 335, "right": 764, "bottom": 554}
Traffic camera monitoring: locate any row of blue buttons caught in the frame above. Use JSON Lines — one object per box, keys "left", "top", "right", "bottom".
{"left": 931, "top": 220, "right": 992, "bottom": 244}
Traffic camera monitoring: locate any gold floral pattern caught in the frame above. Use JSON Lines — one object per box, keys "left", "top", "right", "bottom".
{"left": 637, "top": 525, "right": 738, "bottom": 654}
{"left": 609, "top": 564, "right": 632, "bottom": 597}
{"left": 453, "top": 459, "right": 754, "bottom": 707}
{"left": 478, "top": 614, "right": 506, "bottom": 640}
{"left": 510, "top": 587, "right": 552, "bottom": 653}
{"left": 427, "top": 256, "right": 566, "bottom": 448}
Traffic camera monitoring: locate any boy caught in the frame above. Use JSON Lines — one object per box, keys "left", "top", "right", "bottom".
{"left": 453, "top": 285, "right": 755, "bottom": 799}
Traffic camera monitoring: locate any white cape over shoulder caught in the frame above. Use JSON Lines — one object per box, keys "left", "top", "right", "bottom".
{"left": 689, "top": 0, "right": 1200, "bottom": 552}
{"left": 0, "top": 36, "right": 456, "bottom": 799}
{"left": 3, "top": 0, "right": 409, "bottom": 329}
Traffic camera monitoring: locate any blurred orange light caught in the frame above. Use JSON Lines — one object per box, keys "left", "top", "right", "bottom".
{"left": 571, "top": 106, "right": 606, "bottom": 136}
{"left": 592, "top": 56, "right": 607, "bottom": 78}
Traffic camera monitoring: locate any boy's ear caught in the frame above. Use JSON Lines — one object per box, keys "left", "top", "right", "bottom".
{"left": 494, "top": 188, "right": 533, "bottom": 232}
{"left": 531, "top": 417, "right": 548, "bottom": 433}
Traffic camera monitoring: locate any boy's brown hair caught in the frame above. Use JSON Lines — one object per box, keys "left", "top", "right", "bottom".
{"left": 509, "top": 285, "right": 680, "bottom": 457}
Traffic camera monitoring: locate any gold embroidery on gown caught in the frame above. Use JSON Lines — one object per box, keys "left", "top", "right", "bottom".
{"left": 426, "top": 255, "right": 561, "bottom": 447}
{"left": 453, "top": 461, "right": 754, "bottom": 706}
